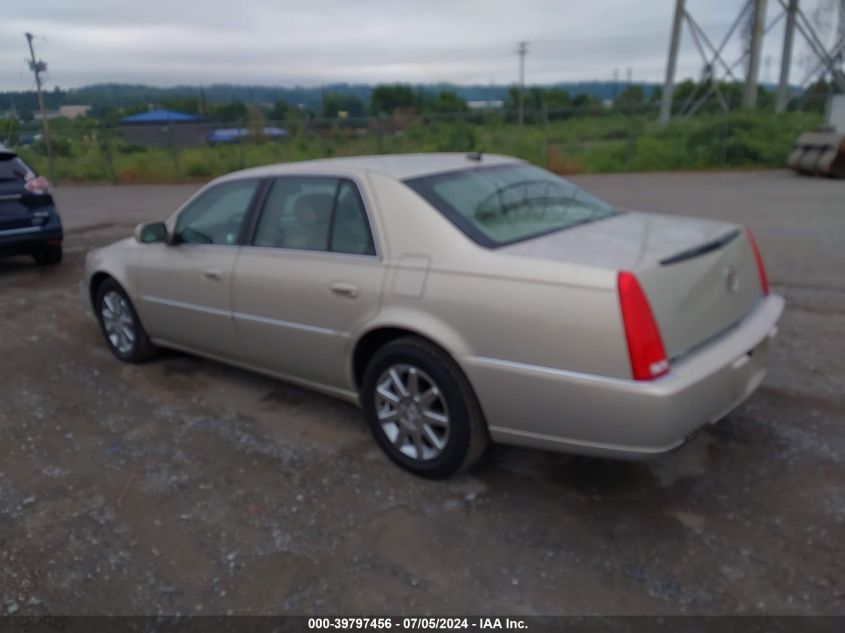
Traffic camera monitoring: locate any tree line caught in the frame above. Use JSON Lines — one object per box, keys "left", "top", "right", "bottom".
{"left": 1, "top": 78, "right": 834, "bottom": 131}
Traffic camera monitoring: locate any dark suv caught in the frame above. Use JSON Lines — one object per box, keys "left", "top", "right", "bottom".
{"left": 0, "top": 147, "right": 63, "bottom": 265}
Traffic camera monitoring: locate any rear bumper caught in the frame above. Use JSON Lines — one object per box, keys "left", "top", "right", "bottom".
{"left": 0, "top": 215, "right": 63, "bottom": 256}
{"left": 463, "top": 294, "right": 785, "bottom": 459}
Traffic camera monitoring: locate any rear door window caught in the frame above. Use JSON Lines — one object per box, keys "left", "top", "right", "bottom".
{"left": 253, "top": 177, "right": 337, "bottom": 251}
{"left": 253, "top": 177, "right": 375, "bottom": 255}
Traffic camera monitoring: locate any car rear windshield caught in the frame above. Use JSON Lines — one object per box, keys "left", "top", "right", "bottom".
{"left": 404, "top": 163, "right": 618, "bottom": 248}
{"left": 0, "top": 153, "right": 34, "bottom": 182}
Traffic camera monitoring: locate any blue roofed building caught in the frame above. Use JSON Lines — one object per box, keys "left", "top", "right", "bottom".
{"left": 119, "top": 109, "right": 211, "bottom": 148}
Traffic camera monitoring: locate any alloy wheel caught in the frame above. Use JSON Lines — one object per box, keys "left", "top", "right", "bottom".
{"left": 374, "top": 363, "right": 450, "bottom": 461}
{"left": 101, "top": 290, "right": 136, "bottom": 355}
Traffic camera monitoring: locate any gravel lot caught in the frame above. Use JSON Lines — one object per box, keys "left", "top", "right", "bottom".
{"left": 0, "top": 170, "right": 843, "bottom": 616}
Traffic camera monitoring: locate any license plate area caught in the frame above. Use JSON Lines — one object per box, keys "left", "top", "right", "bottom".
{"left": 731, "top": 336, "right": 770, "bottom": 400}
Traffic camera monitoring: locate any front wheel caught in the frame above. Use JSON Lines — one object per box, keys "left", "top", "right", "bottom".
{"left": 361, "top": 337, "right": 488, "bottom": 479}
{"left": 95, "top": 279, "right": 157, "bottom": 363}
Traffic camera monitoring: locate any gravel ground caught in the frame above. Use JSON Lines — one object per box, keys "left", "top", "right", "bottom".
{"left": 0, "top": 170, "right": 842, "bottom": 616}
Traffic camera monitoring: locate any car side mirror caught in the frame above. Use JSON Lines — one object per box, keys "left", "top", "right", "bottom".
{"left": 134, "top": 222, "right": 169, "bottom": 244}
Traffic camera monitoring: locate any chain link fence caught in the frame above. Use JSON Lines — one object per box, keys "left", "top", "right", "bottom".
{"left": 3, "top": 96, "right": 829, "bottom": 185}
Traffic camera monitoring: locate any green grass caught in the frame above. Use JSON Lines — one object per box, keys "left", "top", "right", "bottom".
{"left": 15, "top": 110, "right": 822, "bottom": 184}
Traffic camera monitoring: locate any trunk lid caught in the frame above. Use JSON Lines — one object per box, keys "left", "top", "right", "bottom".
{"left": 501, "top": 211, "right": 764, "bottom": 359}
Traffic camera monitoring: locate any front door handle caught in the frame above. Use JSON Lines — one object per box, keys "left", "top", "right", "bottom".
{"left": 330, "top": 282, "right": 359, "bottom": 298}
{"left": 203, "top": 268, "right": 223, "bottom": 281}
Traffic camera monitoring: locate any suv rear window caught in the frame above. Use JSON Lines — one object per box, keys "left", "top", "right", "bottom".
{"left": 0, "top": 154, "right": 35, "bottom": 182}
{"left": 404, "top": 163, "right": 618, "bottom": 248}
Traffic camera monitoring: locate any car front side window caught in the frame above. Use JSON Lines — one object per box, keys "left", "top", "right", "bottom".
{"left": 175, "top": 179, "right": 259, "bottom": 245}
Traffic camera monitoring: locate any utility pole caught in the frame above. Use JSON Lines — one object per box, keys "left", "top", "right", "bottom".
{"left": 839, "top": 0, "right": 845, "bottom": 85}
{"left": 659, "top": 0, "right": 685, "bottom": 126}
{"left": 776, "top": 0, "right": 798, "bottom": 113}
{"left": 24, "top": 32, "right": 54, "bottom": 181}
{"left": 742, "top": 0, "right": 768, "bottom": 108}
{"left": 517, "top": 41, "right": 528, "bottom": 126}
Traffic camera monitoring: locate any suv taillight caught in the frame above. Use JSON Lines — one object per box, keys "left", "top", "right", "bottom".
{"left": 617, "top": 271, "right": 669, "bottom": 381}
{"left": 24, "top": 175, "right": 51, "bottom": 195}
{"left": 745, "top": 228, "right": 769, "bottom": 296}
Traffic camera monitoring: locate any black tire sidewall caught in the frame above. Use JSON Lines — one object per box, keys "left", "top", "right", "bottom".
{"left": 95, "top": 280, "right": 146, "bottom": 363}
{"left": 362, "top": 340, "right": 473, "bottom": 478}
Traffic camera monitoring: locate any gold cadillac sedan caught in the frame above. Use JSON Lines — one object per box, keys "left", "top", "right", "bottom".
{"left": 83, "top": 154, "right": 784, "bottom": 478}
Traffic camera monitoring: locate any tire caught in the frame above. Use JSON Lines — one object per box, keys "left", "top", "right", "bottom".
{"left": 95, "top": 278, "right": 157, "bottom": 363}
{"left": 33, "top": 244, "right": 62, "bottom": 266}
{"left": 361, "top": 336, "right": 489, "bottom": 479}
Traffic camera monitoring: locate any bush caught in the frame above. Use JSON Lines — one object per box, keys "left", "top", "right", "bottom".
{"left": 117, "top": 143, "right": 146, "bottom": 155}
{"left": 33, "top": 136, "right": 73, "bottom": 157}
{"left": 31, "top": 110, "right": 825, "bottom": 183}
{"left": 185, "top": 161, "right": 212, "bottom": 179}
{"left": 435, "top": 122, "right": 477, "bottom": 152}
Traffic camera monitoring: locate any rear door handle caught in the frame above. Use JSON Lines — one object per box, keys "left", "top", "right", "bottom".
{"left": 203, "top": 268, "right": 223, "bottom": 281}
{"left": 330, "top": 282, "right": 359, "bottom": 298}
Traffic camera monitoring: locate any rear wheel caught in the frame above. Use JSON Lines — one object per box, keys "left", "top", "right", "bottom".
{"left": 95, "top": 279, "right": 157, "bottom": 363}
{"left": 33, "top": 244, "right": 62, "bottom": 266}
{"left": 361, "top": 337, "right": 488, "bottom": 478}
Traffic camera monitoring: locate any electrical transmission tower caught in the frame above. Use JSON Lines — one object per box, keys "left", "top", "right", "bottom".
{"left": 776, "top": 0, "right": 845, "bottom": 110}
{"left": 659, "top": 0, "right": 845, "bottom": 125}
{"left": 659, "top": 0, "right": 769, "bottom": 124}
{"left": 25, "top": 32, "right": 54, "bottom": 179}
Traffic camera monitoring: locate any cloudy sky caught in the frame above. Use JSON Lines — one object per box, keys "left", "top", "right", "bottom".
{"left": 1, "top": 0, "right": 838, "bottom": 91}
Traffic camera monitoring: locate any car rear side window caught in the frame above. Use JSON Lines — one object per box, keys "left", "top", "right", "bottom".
{"left": 405, "top": 163, "right": 618, "bottom": 248}
{"left": 330, "top": 181, "right": 375, "bottom": 255}
{"left": 253, "top": 177, "right": 375, "bottom": 256}
{"left": 175, "top": 179, "right": 259, "bottom": 245}
{"left": 0, "top": 155, "right": 34, "bottom": 182}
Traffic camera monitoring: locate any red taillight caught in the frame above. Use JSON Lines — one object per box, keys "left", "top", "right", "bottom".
{"left": 617, "top": 271, "right": 669, "bottom": 381}
{"left": 24, "top": 175, "right": 51, "bottom": 195}
{"left": 745, "top": 228, "right": 769, "bottom": 296}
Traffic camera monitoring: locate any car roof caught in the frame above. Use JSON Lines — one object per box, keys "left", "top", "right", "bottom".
{"left": 222, "top": 152, "right": 523, "bottom": 182}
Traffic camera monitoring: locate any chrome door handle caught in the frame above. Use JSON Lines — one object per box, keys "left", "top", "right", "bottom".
{"left": 330, "top": 282, "right": 359, "bottom": 298}
{"left": 202, "top": 268, "right": 223, "bottom": 281}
